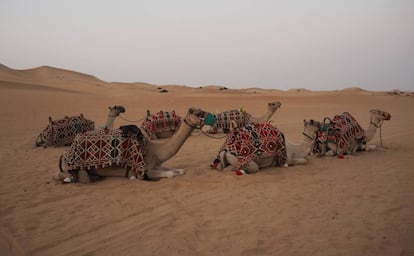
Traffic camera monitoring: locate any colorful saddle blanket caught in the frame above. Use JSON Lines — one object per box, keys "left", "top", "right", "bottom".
{"left": 37, "top": 114, "right": 95, "bottom": 147}
{"left": 210, "top": 109, "right": 251, "bottom": 133}
{"left": 62, "top": 126, "right": 147, "bottom": 178}
{"left": 314, "top": 112, "right": 366, "bottom": 156}
{"left": 141, "top": 110, "right": 181, "bottom": 138}
{"left": 213, "top": 123, "right": 287, "bottom": 171}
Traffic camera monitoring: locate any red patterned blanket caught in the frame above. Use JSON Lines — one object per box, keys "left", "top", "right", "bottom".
{"left": 62, "top": 126, "right": 146, "bottom": 178}
{"left": 141, "top": 110, "right": 181, "bottom": 138}
{"left": 213, "top": 123, "right": 287, "bottom": 171}
{"left": 210, "top": 109, "right": 251, "bottom": 133}
{"left": 36, "top": 114, "right": 95, "bottom": 147}
{"left": 314, "top": 112, "right": 366, "bottom": 156}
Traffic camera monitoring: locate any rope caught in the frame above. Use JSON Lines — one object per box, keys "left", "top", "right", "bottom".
{"left": 379, "top": 125, "right": 388, "bottom": 149}
{"left": 370, "top": 119, "right": 388, "bottom": 149}
{"left": 118, "top": 114, "right": 146, "bottom": 123}
{"left": 199, "top": 128, "right": 227, "bottom": 139}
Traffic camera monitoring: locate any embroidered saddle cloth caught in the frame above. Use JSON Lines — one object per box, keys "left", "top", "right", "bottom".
{"left": 141, "top": 110, "right": 181, "bottom": 138}
{"left": 37, "top": 114, "right": 95, "bottom": 147}
{"left": 62, "top": 127, "right": 147, "bottom": 178}
{"left": 214, "top": 123, "right": 287, "bottom": 170}
{"left": 211, "top": 109, "right": 251, "bottom": 133}
{"left": 315, "top": 112, "right": 366, "bottom": 155}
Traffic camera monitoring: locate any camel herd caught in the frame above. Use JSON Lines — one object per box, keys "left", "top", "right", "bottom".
{"left": 35, "top": 102, "right": 391, "bottom": 183}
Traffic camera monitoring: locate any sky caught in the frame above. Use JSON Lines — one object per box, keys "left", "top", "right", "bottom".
{"left": 1, "top": 0, "right": 413, "bottom": 91}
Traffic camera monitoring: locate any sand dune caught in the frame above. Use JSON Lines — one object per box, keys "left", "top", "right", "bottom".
{"left": 0, "top": 65, "right": 413, "bottom": 256}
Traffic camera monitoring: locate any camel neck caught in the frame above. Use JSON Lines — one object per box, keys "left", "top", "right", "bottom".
{"left": 105, "top": 114, "right": 117, "bottom": 130}
{"left": 146, "top": 117, "right": 196, "bottom": 166}
{"left": 365, "top": 115, "right": 381, "bottom": 142}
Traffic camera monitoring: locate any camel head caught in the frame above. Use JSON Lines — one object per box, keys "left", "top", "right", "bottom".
{"left": 268, "top": 101, "right": 282, "bottom": 112}
{"left": 303, "top": 119, "right": 322, "bottom": 140}
{"left": 108, "top": 105, "right": 126, "bottom": 117}
{"left": 184, "top": 107, "right": 212, "bottom": 128}
{"left": 369, "top": 109, "right": 391, "bottom": 127}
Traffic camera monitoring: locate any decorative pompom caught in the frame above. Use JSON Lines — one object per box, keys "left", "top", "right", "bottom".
{"left": 236, "top": 169, "right": 246, "bottom": 176}
{"left": 338, "top": 155, "right": 344, "bottom": 159}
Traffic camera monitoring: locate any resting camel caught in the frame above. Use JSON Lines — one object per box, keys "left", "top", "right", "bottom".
{"left": 211, "top": 120, "right": 320, "bottom": 174}
{"left": 307, "top": 109, "right": 391, "bottom": 157}
{"left": 55, "top": 107, "right": 212, "bottom": 183}
{"left": 208, "top": 102, "right": 282, "bottom": 134}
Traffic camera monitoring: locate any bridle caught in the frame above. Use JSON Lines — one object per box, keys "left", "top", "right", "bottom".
{"left": 183, "top": 113, "right": 206, "bottom": 130}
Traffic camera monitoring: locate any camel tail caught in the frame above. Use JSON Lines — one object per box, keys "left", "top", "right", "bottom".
{"left": 59, "top": 155, "right": 64, "bottom": 173}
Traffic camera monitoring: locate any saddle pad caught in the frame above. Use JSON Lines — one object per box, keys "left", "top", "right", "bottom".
{"left": 142, "top": 110, "right": 181, "bottom": 138}
{"left": 215, "top": 123, "right": 287, "bottom": 170}
{"left": 62, "top": 129, "right": 146, "bottom": 178}
{"left": 213, "top": 109, "right": 251, "bottom": 131}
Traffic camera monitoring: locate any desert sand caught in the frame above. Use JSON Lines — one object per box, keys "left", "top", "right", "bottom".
{"left": 0, "top": 64, "right": 413, "bottom": 256}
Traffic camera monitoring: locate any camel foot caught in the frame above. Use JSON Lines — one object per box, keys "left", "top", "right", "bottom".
{"left": 283, "top": 163, "right": 289, "bottom": 168}
{"left": 53, "top": 172, "right": 72, "bottom": 182}
{"left": 78, "top": 170, "right": 91, "bottom": 184}
{"left": 173, "top": 169, "right": 186, "bottom": 176}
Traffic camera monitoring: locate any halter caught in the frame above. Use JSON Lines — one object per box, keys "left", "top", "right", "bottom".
{"left": 183, "top": 117, "right": 205, "bottom": 130}
{"left": 118, "top": 114, "right": 146, "bottom": 123}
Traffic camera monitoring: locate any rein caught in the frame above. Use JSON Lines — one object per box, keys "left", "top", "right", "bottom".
{"left": 199, "top": 129, "right": 227, "bottom": 139}
{"left": 184, "top": 118, "right": 227, "bottom": 140}
{"left": 370, "top": 118, "right": 387, "bottom": 149}
{"left": 118, "top": 114, "right": 146, "bottom": 123}
{"left": 302, "top": 131, "right": 316, "bottom": 141}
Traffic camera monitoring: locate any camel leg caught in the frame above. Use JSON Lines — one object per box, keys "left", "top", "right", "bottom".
{"left": 147, "top": 166, "right": 186, "bottom": 180}
{"left": 290, "top": 158, "right": 308, "bottom": 166}
{"left": 78, "top": 170, "right": 91, "bottom": 184}
{"left": 223, "top": 153, "right": 260, "bottom": 174}
{"left": 222, "top": 153, "right": 239, "bottom": 171}
{"left": 244, "top": 161, "right": 259, "bottom": 173}
{"left": 365, "top": 144, "right": 377, "bottom": 151}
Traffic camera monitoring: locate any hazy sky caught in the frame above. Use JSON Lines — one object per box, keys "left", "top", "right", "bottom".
{"left": 1, "top": 0, "right": 413, "bottom": 91}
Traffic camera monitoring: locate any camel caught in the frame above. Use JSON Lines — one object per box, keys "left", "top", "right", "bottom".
{"left": 211, "top": 120, "right": 320, "bottom": 175}
{"left": 35, "top": 114, "right": 95, "bottom": 147}
{"left": 55, "top": 107, "right": 212, "bottom": 183}
{"left": 207, "top": 101, "right": 282, "bottom": 134}
{"left": 307, "top": 109, "right": 391, "bottom": 157}
{"left": 141, "top": 110, "right": 182, "bottom": 139}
